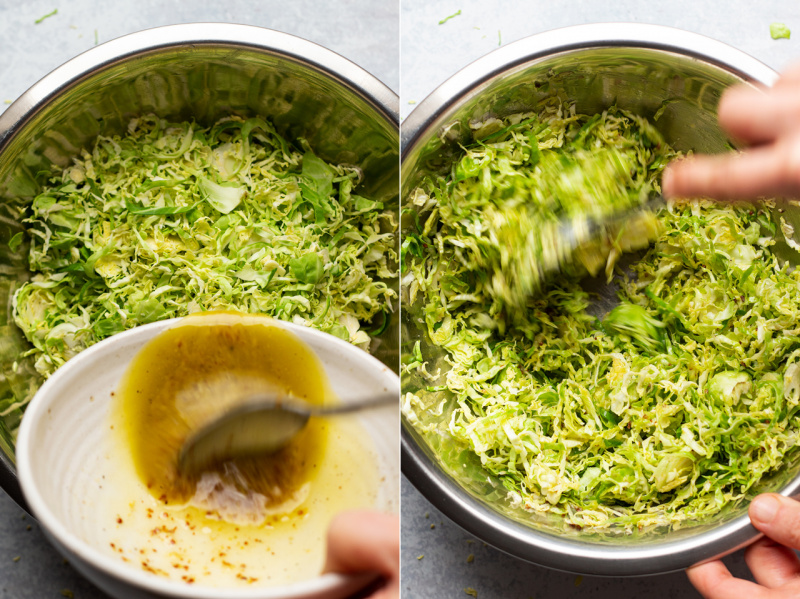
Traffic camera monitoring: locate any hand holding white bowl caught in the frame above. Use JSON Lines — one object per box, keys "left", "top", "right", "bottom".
{"left": 325, "top": 511, "right": 399, "bottom": 599}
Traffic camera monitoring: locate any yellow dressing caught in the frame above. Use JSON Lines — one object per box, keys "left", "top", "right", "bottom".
{"left": 119, "top": 311, "right": 329, "bottom": 522}
{"left": 104, "top": 312, "right": 381, "bottom": 587}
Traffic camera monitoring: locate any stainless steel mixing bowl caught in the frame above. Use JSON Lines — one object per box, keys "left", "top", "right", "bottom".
{"left": 401, "top": 23, "right": 800, "bottom": 576}
{"left": 0, "top": 23, "right": 399, "bottom": 510}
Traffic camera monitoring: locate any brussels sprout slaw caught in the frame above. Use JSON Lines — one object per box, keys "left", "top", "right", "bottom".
{"left": 402, "top": 101, "right": 800, "bottom": 531}
{"left": 9, "top": 115, "right": 396, "bottom": 426}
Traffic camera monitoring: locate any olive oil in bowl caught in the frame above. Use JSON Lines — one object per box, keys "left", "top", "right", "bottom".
{"left": 105, "top": 312, "right": 381, "bottom": 587}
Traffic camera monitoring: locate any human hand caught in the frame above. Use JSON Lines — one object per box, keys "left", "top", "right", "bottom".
{"left": 663, "top": 63, "right": 800, "bottom": 201}
{"left": 687, "top": 494, "right": 800, "bottom": 598}
{"left": 324, "top": 510, "right": 399, "bottom": 599}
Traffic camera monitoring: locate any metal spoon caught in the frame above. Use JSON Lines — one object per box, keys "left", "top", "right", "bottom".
{"left": 556, "top": 194, "right": 666, "bottom": 254}
{"left": 523, "top": 194, "right": 667, "bottom": 290}
{"left": 178, "top": 393, "right": 397, "bottom": 475}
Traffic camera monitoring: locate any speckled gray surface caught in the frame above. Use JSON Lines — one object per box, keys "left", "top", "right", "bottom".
{"left": 4, "top": 0, "right": 800, "bottom": 597}
{"left": 400, "top": 1, "right": 800, "bottom": 598}
{"left": 0, "top": 1, "right": 397, "bottom": 596}
{"left": 400, "top": 0, "right": 798, "bottom": 119}
{"left": 0, "top": 491, "right": 109, "bottom": 598}
{"left": 0, "top": 0, "right": 398, "bottom": 113}
{"left": 401, "top": 478, "right": 757, "bottom": 599}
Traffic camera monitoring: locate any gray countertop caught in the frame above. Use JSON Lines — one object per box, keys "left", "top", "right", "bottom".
{"left": 4, "top": 0, "right": 800, "bottom": 597}
{"left": 399, "top": 0, "right": 797, "bottom": 120}
{"left": 399, "top": 1, "right": 800, "bottom": 598}
{"left": 401, "top": 478, "right": 754, "bottom": 599}
{"left": 0, "top": 1, "right": 397, "bottom": 596}
{"left": 0, "top": 0, "right": 398, "bottom": 114}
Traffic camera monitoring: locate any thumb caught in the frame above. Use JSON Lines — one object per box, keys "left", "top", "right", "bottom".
{"left": 323, "top": 511, "right": 399, "bottom": 578}
{"left": 749, "top": 494, "right": 800, "bottom": 549}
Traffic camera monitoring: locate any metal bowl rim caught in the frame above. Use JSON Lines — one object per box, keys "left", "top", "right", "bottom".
{"left": 401, "top": 22, "right": 788, "bottom": 576}
{"left": 401, "top": 22, "right": 776, "bottom": 152}
{"left": 0, "top": 21, "right": 399, "bottom": 512}
{"left": 0, "top": 22, "right": 399, "bottom": 146}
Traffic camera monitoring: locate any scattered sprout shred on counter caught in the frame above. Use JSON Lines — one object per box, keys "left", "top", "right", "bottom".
{"left": 439, "top": 10, "right": 462, "bottom": 25}
{"left": 770, "top": 22, "right": 791, "bottom": 39}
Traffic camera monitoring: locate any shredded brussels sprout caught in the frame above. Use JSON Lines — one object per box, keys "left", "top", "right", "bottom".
{"left": 770, "top": 23, "right": 791, "bottom": 40}
{"left": 403, "top": 100, "right": 800, "bottom": 531}
{"left": 12, "top": 115, "right": 397, "bottom": 386}
{"left": 404, "top": 100, "right": 663, "bottom": 309}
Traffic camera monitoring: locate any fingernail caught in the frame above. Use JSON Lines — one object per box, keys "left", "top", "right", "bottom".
{"left": 750, "top": 495, "right": 780, "bottom": 525}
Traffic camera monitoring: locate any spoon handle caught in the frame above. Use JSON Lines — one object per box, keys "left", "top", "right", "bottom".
{"left": 178, "top": 392, "right": 399, "bottom": 475}
{"left": 557, "top": 194, "right": 666, "bottom": 250}
{"left": 315, "top": 393, "right": 397, "bottom": 416}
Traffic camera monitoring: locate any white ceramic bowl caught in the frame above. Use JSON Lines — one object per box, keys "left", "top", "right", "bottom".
{"left": 17, "top": 318, "right": 399, "bottom": 599}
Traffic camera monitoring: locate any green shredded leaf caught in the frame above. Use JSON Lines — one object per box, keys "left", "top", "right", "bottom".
{"left": 34, "top": 9, "right": 57, "bottom": 24}
{"left": 198, "top": 177, "right": 245, "bottom": 214}
{"left": 8, "top": 232, "right": 23, "bottom": 252}
{"left": 11, "top": 115, "right": 397, "bottom": 389}
{"left": 402, "top": 98, "right": 800, "bottom": 532}
{"left": 125, "top": 201, "right": 196, "bottom": 216}
{"left": 771, "top": 23, "right": 791, "bottom": 39}
{"left": 603, "top": 303, "right": 665, "bottom": 352}
{"left": 439, "top": 9, "right": 461, "bottom": 25}
{"left": 289, "top": 253, "right": 325, "bottom": 285}
{"left": 300, "top": 151, "right": 336, "bottom": 223}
